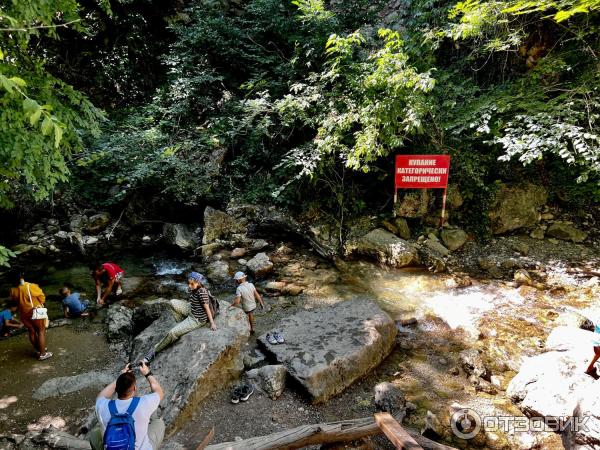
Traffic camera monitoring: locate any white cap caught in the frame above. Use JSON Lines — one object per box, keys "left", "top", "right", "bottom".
{"left": 233, "top": 271, "right": 246, "bottom": 281}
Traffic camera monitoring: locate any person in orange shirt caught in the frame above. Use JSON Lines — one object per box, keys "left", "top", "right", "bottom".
{"left": 9, "top": 271, "right": 52, "bottom": 360}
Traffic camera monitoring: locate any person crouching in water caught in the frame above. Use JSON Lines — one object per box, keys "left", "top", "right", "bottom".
{"left": 229, "top": 272, "right": 264, "bottom": 334}
{"left": 92, "top": 261, "right": 125, "bottom": 306}
{"left": 9, "top": 270, "right": 52, "bottom": 360}
{"left": 142, "top": 272, "right": 217, "bottom": 364}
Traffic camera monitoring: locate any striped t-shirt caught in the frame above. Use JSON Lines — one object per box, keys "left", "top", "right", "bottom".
{"left": 190, "top": 288, "right": 210, "bottom": 323}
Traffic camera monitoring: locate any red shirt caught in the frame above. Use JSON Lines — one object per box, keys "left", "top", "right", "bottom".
{"left": 102, "top": 262, "right": 124, "bottom": 279}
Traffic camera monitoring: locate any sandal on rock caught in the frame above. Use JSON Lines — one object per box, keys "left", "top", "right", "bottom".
{"left": 38, "top": 352, "right": 53, "bottom": 361}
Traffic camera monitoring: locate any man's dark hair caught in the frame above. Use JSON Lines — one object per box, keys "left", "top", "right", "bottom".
{"left": 59, "top": 286, "right": 70, "bottom": 297}
{"left": 90, "top": 261, "right": 103, "bottom": 271}
{"left": 115, "top": 372, "right": 136, "bottom": 397}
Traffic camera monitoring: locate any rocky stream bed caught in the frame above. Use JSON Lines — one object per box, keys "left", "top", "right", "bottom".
{"left": 2, "top": 190, "right": 600, "bottom": 450}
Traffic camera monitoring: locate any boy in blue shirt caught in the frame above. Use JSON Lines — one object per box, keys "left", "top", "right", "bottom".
{"left": 60, "top": 286, "right": 90, "bottom": 318}
{"left": 0, "top": 301, "right": 23, "bottom": 337}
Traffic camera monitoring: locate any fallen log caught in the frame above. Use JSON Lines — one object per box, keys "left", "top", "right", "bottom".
{"left": 205, "top": 414, "right": 456, "bottom": 450}
{"left": 375, "top": 412, "right": 422, "bottom": 449}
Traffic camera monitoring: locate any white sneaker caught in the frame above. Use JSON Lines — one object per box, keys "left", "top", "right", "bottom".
{"left": 116, "top": 287, "right": 123, "bottom": 296}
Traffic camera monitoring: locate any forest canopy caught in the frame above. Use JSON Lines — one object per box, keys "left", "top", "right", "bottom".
{"left": 1, "top": 0, "right": 599, "bottom": 264}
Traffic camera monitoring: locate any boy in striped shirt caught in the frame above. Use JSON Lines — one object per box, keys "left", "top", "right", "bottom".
{"left": 142, "top": 272, "right": 216, "bottom": 364}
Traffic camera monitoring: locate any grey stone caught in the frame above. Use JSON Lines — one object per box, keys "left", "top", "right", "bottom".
{"left": 203, "top": 206, "right": 243, "bottom": 245}
{"left": 347, "top": 228, "right": 418, "bottom": 268}
{"left": 459, "top": 349, "right": 490, "bottom": 380}
{"left": 28, "top": 427, "right": 91, "bottom": 449}
{"left": 133, "top": 298, "right": 171, "bottom": 332}
{"left": 106, "top": 304, "right": 134, "bottom": 343}
{"left": 421, "top": 410, "right": 443, "bottom": 439}
{"left": 440, "top": 228, "right": 467, "bottom": 251}
{"left": 424, "top": 237, "right": 450, "bottom": 256}
{"left": 245, "top": 365, "right": 287, "bottom": 400}
{"left": 231, "top": 247, "right": 247, "bottom": 258}
{"left": 546, "top": 222, "right": 588, "bottom": 243}
{"left": 514, "top": 269, "right": 533, "bottom": 286}
{"left": 207, "top": 260, "right": 230, "bottom": 284}
{"left": 163, "top": 223, "right": 196, "bottom": 251}
{"left": 69, "top": 214, "right": 88, "bottom": 232}
{"left": 258, "top": 298, "right": 397, "bottom": 403}
{"left": 507, "top": 327, "right": 600, "bottom": 446}
{"left": 251, "top": 239, "right": 269, "bottom": 250}
{"left": 394, "top": 217, "right": 411, "bottom": 240}
{"left": 246, "top": 252, "right": 273, "bottom": 278}
{"left": 243, "top": 349, "right": 268, "bottom": 370}
{"left": 131, "top": 301, "right": 249, "bottom": 431}
{"left": 510, "top": 240, "right": 530, "bottom": 255}
{"left": 488, "top": 183, "right": 547, "bottom": 234}
{"left": 530, "top": 227, "right": 545, "bottom": 239}
{"left": 33, "top": 371, "right": 115, "bottom": 400}
{"left": 85, "top": 212, "right": 111, "bottom": 234}
{"left": 374, "top": 382, "right": 406, "bottom": 416}
{"left": 83, "top": 236, "right": 98, "bottom": 246}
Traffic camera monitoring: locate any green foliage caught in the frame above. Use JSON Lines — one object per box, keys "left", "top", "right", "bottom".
{"left": 0, "top": 245, "right": 15, "bottom": 267}
{"left": 0, "top": 0, "right": 105, "bottom": 208}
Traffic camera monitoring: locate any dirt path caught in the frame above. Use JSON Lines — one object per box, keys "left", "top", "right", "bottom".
{"left": 0, "top": 316, "right": 113, "bottom": 436}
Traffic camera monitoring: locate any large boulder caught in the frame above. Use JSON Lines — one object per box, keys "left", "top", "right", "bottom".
{"left": 546, "top": 222, "right": 588, "bottom": 243}
{"left": 246, "top": 252, "right": 274, "bottom": 278}
{"left": 507, "top": 327, "right": 600, "bottom": 446}
{"left": 85, "top": 212, "right": 111, "bottom": 234}
{"left": 488, "top": 183, "right": 547, "bottom": 234}
{"left": 202, "top": 206, "right": 243, "bottom": 244}
{"left": 163, "top": 223, "right": 197, "bottom": 251}
{"left": 131, "top": 301, "right": 249, "bottom": 431}
{"left": 258, "top": 298, "right": 397, "bottom": 403}
{"left": 440, "top": 228, "right": 467, "bottom": 251}
{"left": 347, "top": 228, "right": 418, "bottom": 268}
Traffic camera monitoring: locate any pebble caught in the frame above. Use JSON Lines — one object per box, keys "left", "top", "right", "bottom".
{"left": 298, "top": 407, "right": 305, "bottom": 412}
{"left": 142, "top": 235, "right": 151, "bottom": 242}
{"left": 234, "top": 436, "right": 242, "bottom": 442}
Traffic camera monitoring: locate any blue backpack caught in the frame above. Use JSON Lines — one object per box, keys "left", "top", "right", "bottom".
{"left": 103, "top": 397, "right": 140, "bottom": 450}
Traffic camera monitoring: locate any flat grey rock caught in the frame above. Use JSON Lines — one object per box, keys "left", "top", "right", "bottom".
{"left": 33, "top": 371, "right": 115, "bottom": 400}
{"left": 258, "top": 298, "right": 396, "bottom": 403}
{"left": 131, "top": 300, "right": 249, "bottom": 432}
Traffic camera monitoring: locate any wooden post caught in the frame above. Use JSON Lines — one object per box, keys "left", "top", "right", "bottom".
{"left": 439, "top": 187, "right": 447, "bottom": 229}
{"left": 375, "top": 412, "right": 423, "bottom": 449}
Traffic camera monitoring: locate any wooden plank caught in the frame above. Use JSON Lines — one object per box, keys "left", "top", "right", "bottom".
{"left": 375, "top": 412, "right": 423, "bottom": 450}
{"left": 206, "top": 414, "right": 457, "bottom": 450}
{"left": 195, "top": 427, "right": 215, "bottom": 450}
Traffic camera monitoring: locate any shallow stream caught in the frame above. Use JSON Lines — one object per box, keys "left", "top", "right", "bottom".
{"left": 0, "top": 249, "right": 593, "bottom": 448}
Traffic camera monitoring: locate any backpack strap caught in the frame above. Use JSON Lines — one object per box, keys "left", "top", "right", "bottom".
{"left": 126, "top": 396, "right": 140, "bottom": 416}
{"left": 108, "top": 397, "right": 140, "bottom": 417}
{"left": 108, "top": 400, "right": 118, "bottom": 417}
